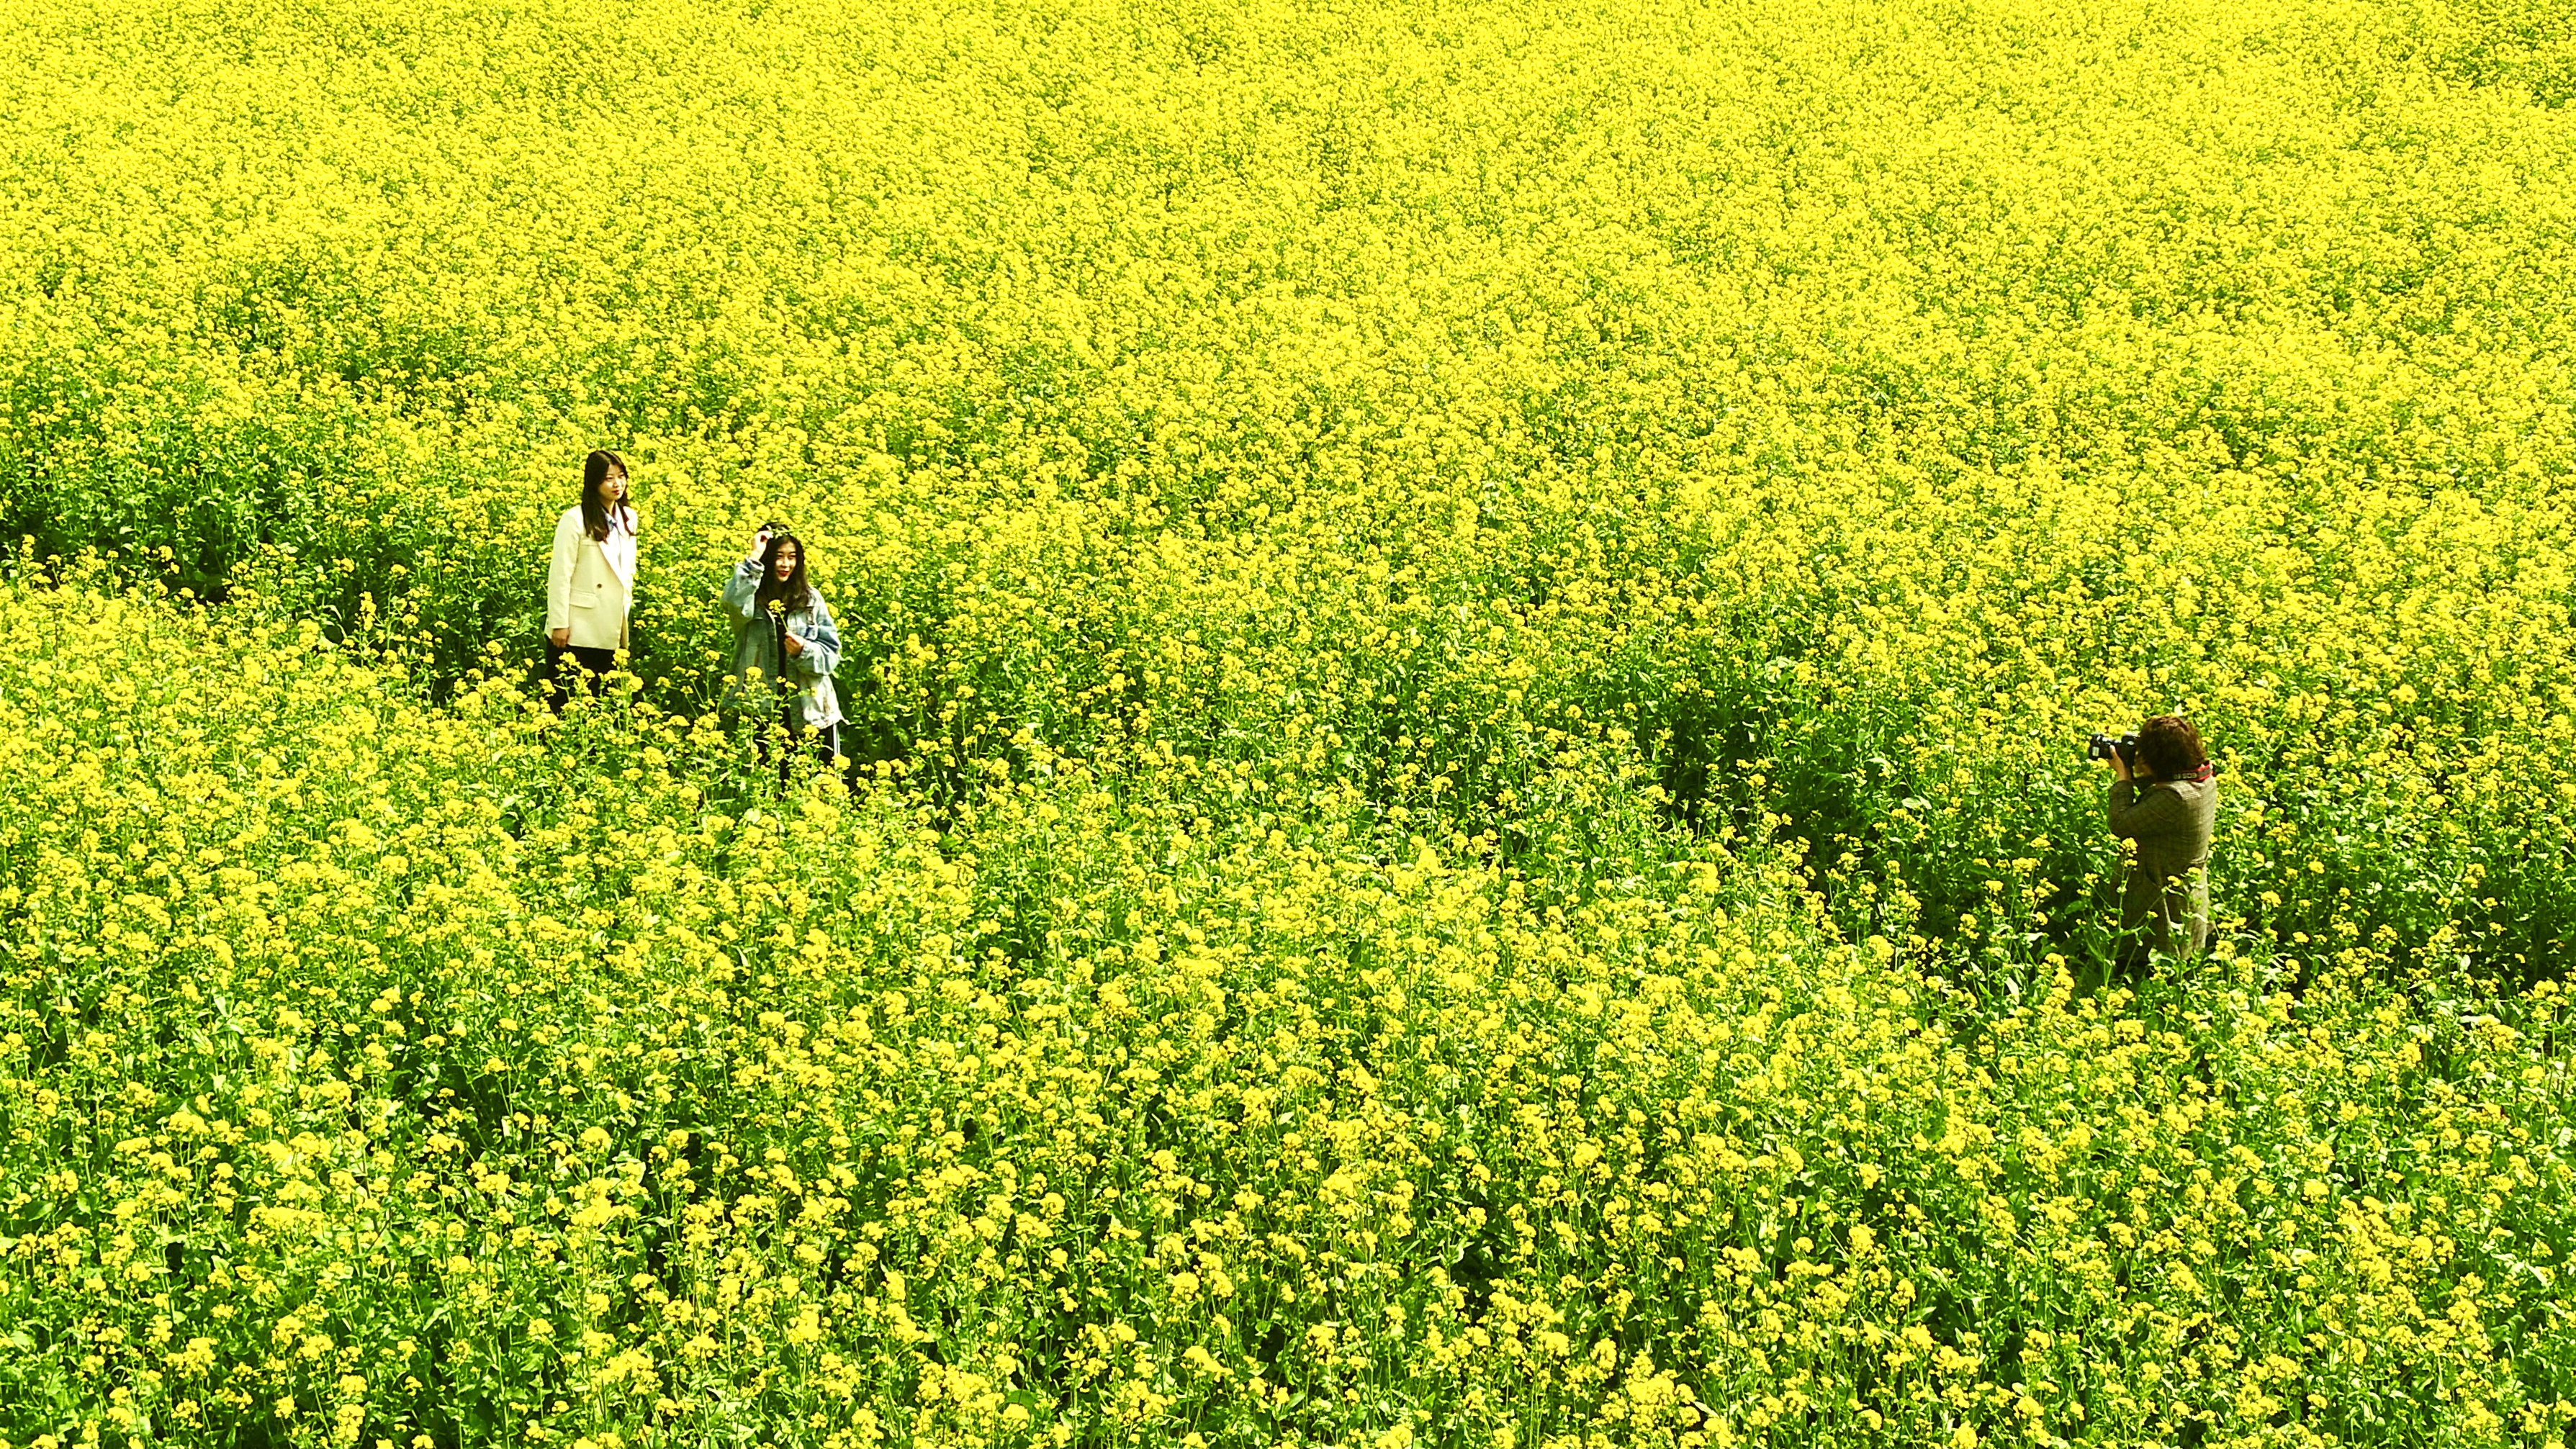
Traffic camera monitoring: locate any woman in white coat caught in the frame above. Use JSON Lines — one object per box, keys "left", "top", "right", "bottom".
{"left": 543, "top": 449, "right": 637, "bottom": 710}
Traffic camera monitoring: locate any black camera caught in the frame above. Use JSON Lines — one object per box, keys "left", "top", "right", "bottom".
{"left": 2086, "top": 731, "right": 2138, "bottom": 764}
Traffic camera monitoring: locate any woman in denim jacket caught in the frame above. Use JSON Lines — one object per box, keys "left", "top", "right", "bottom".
{"left": 722, "top": 524, "right": 843, "bottom": 772}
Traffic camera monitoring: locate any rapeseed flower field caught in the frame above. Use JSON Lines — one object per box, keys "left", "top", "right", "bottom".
{"left": 6, "top": 0, "right": 2576, "bottom": 1442}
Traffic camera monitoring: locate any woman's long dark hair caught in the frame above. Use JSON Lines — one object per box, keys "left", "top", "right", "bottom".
{"left": 755, "top": 531, "right": 814, "bottom": 613}
{"left": 580, "top": 450, "right": 631, "bottom": 542}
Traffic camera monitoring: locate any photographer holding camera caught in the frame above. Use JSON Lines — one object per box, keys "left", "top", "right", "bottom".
{"left": 2094, "top": 715, "right": 2217, "bottom": 967}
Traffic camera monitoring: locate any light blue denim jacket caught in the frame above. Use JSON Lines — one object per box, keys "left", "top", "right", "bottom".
{"left": 721, "top": 561, "right": 843, "bottom": 729}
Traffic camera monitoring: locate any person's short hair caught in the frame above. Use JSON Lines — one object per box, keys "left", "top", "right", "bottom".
{"left": 2137, "top": 715, "right": 2207, "bottom": 779}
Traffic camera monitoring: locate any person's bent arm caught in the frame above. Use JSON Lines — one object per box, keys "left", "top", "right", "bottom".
{"left": 544, "top": 511, "right": 580, "bottom": 646}
{"left": 2105, "top": 779, "right": 2187, "bottom": 841}
{"left": 792, "top": 597, "right": 843, "bottom": 678}
{"left": 721, "top": 559, "right": 765, "bottom": 623}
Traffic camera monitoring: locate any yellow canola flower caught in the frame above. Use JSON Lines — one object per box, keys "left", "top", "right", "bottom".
{"left": 2, "top": 0, "right": 2575, "bottom": 1443}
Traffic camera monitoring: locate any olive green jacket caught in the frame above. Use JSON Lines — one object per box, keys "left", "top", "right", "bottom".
{"left": 2106, "top": 775, "right": 2216, "bottom": 960}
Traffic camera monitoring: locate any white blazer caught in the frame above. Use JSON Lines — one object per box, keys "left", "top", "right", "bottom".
{"left": 544, "top": 504, "right": 636, "bottom": 650}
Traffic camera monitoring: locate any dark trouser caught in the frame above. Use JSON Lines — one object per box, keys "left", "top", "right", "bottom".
{"left": 760, "top": 702, "right": 839, "bottom": 783}
{"left": 545, "top": 644, "right": 617, "bottom": 713}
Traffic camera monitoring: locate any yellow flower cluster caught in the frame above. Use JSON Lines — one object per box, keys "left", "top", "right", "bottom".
{"left": 6, "top": 0, "right": 2570, "bottom": 967}
{"left": 5, "top": 579, "right": 2572, "bottom": 1445}
{"left": 5, "top": 0, "right": 2576, "bottom": 1442}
